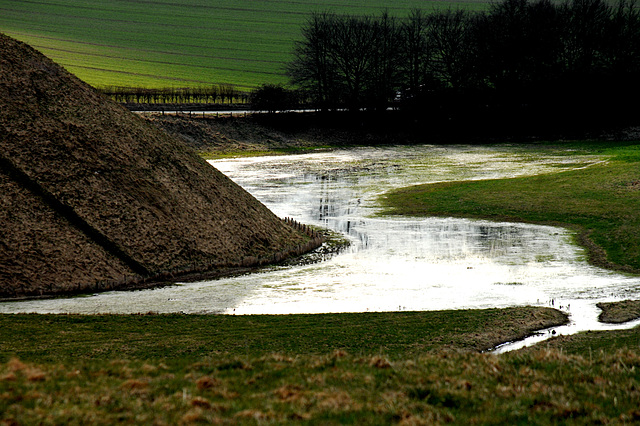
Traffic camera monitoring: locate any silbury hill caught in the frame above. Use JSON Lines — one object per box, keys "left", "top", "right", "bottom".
{"left": 0, "top": 33, "right": 311, "bottom": 298}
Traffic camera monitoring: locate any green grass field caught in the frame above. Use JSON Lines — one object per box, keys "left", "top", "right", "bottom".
{"left": 0, "top": 308, "right": 566, "bottom": 363}
{"left": 0, "top": 0, "right": 489, "bottom": 90}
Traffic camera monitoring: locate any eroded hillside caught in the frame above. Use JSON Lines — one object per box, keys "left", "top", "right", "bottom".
{"left": 0, "top": 33, "right": 312, "bottom": 298}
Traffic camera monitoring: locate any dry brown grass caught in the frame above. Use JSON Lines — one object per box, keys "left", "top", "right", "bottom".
{"left": 597, "top": 300, "right": 640, "bottom": 323}
{"left": 0, "top": 33, "right": 309, "bottom": 298}
{"left": 3, "top": 349, "right": 639, "bottom": 424}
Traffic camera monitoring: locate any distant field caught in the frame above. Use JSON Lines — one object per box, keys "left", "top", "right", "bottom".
{"left": 0, "top": 0, "right": 489, "bottom": 90}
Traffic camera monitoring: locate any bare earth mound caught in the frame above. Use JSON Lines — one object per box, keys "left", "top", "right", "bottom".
{"left": 0, "top": 34, "right": 311, "bottom": 298}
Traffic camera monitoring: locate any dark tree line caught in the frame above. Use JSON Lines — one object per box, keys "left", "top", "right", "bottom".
{"left": 287, "top": 0, "right": 640, "bottom": 126}
{"left": 99, "top": 84, "right": 247, "bottom": 104}
{"left": 249, "top": 84, "right": 303, "bottom": 113}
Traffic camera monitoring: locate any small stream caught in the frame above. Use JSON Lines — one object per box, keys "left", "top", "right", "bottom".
{"left": 2, "top": 144, "right": 639, "bottom": 351}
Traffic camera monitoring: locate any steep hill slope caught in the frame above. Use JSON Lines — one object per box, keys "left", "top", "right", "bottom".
{"left": 0, "top": 33, "right": 312, "bottom": 298}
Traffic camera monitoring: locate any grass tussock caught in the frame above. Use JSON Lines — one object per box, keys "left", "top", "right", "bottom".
{"left": 597, "top": 300, "right": 640, "bottom": 324}
{"left": 2, "top": 349, "right": 640, "bottom": 424}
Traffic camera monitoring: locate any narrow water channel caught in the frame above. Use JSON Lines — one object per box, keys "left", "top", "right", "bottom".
{"left": 2, "top": 145, "right": 639, "bottom": 349}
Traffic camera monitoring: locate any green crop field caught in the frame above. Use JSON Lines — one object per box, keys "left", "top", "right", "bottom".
{"left": 0, "top": 0, "right": 489, "bottom": 90}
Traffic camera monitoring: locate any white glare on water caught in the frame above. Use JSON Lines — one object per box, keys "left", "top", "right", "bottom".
{"left": 2, "top": 144, "right": 639, "bottom": 349}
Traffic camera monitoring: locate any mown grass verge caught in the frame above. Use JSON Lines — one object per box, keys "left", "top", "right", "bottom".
{"left": 379, "top": 141, "right": 640, "bottom": 273}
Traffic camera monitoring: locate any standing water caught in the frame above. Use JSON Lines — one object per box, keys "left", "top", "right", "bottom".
{"left": 2, "top": 145, "right": 639, "bottom": 348}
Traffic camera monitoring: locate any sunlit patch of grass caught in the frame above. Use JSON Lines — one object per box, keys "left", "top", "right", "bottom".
{"left": 380, "top": 141, "right": 640, "bottom": 273}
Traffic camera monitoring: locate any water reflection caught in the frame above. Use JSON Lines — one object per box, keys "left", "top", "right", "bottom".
{"left": 1, "top": 145, "right": 639, "bottom": 347}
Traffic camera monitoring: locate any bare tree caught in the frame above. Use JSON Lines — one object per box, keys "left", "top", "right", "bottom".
{"left": 603, "top": 0, "right": 640, "bottom": 73}
{"left": 366, "top": 11, "right": 401, "bottom": 110}
{"left": 287, "top": 12, "right": 340, "bottom": 111}
{"left": 474, "top": 0, "right": 563, "bottom": 92}
{"left": 218, "top": 84, "right": 236, "bottom": 104}
{"left": 328, "top": 14, "right": 380, "bottom": 110}
{"left": 428, "top": 9, "right": 478, "bottom": 89}
{"left": 399, "top": 9, "right": 434, "bottom": 93}
{"left": 250, "top": 84, "right": 295, "bottom": 113}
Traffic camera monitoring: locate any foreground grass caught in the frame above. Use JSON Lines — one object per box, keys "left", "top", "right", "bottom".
{"left": 3, "top": 346, "right": 640, "bottom": 424}
{"left": 4, "top": 309, "right": 640, "bottom": 424}
{"left": 380, "top": 141, "right": 640, "bottom": 273}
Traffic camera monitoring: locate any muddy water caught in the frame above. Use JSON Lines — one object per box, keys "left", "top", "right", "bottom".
{"left": 2, "top": 145, "right": 639, "bottom": 349}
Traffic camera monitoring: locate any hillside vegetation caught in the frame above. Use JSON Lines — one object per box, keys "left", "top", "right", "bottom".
{"left": 0, "top": 33, "right": 311, "bottom": 298}
{"left": 0, "top": 0, "right": 490, "bottom": 89}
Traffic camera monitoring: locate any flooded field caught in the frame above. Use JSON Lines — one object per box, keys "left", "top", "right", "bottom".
{"left": 2, "top": 144, "right": 639, "bottom": 345}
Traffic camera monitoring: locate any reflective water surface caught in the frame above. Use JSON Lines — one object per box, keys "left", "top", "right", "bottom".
{"left": 2, "top": 145, "right": 638, "bottom": 349}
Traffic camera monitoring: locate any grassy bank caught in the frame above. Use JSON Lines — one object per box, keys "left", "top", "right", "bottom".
{"left": 4, "top": 311, "right": 640, "bottom": 424}
{"left": 0, "top": 308, "right": 566, "bottom": 363}
{"left": 380, "top": 141, "right": 640, "bottom": 273}
{"left": 524, "top": 327, "right": 640, "bottom": 356}
{"left": 142, "top": 113, "right": 407, "bottom": 159}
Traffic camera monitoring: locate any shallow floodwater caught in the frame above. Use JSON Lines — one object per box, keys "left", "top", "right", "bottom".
{"left": 2, "top": 145, "right": 639, "bottom": 348}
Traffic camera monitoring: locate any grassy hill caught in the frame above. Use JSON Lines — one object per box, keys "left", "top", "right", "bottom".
{"left": 0, "top": 33, "right": 312, "bottom": 298}
{"left": 0, "top": 0, "right": 490, "bottom": 90}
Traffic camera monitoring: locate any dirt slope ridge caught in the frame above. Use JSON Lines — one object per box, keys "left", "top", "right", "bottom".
{"left": 0, "top": 34, "right": 309, "bottom": 297}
